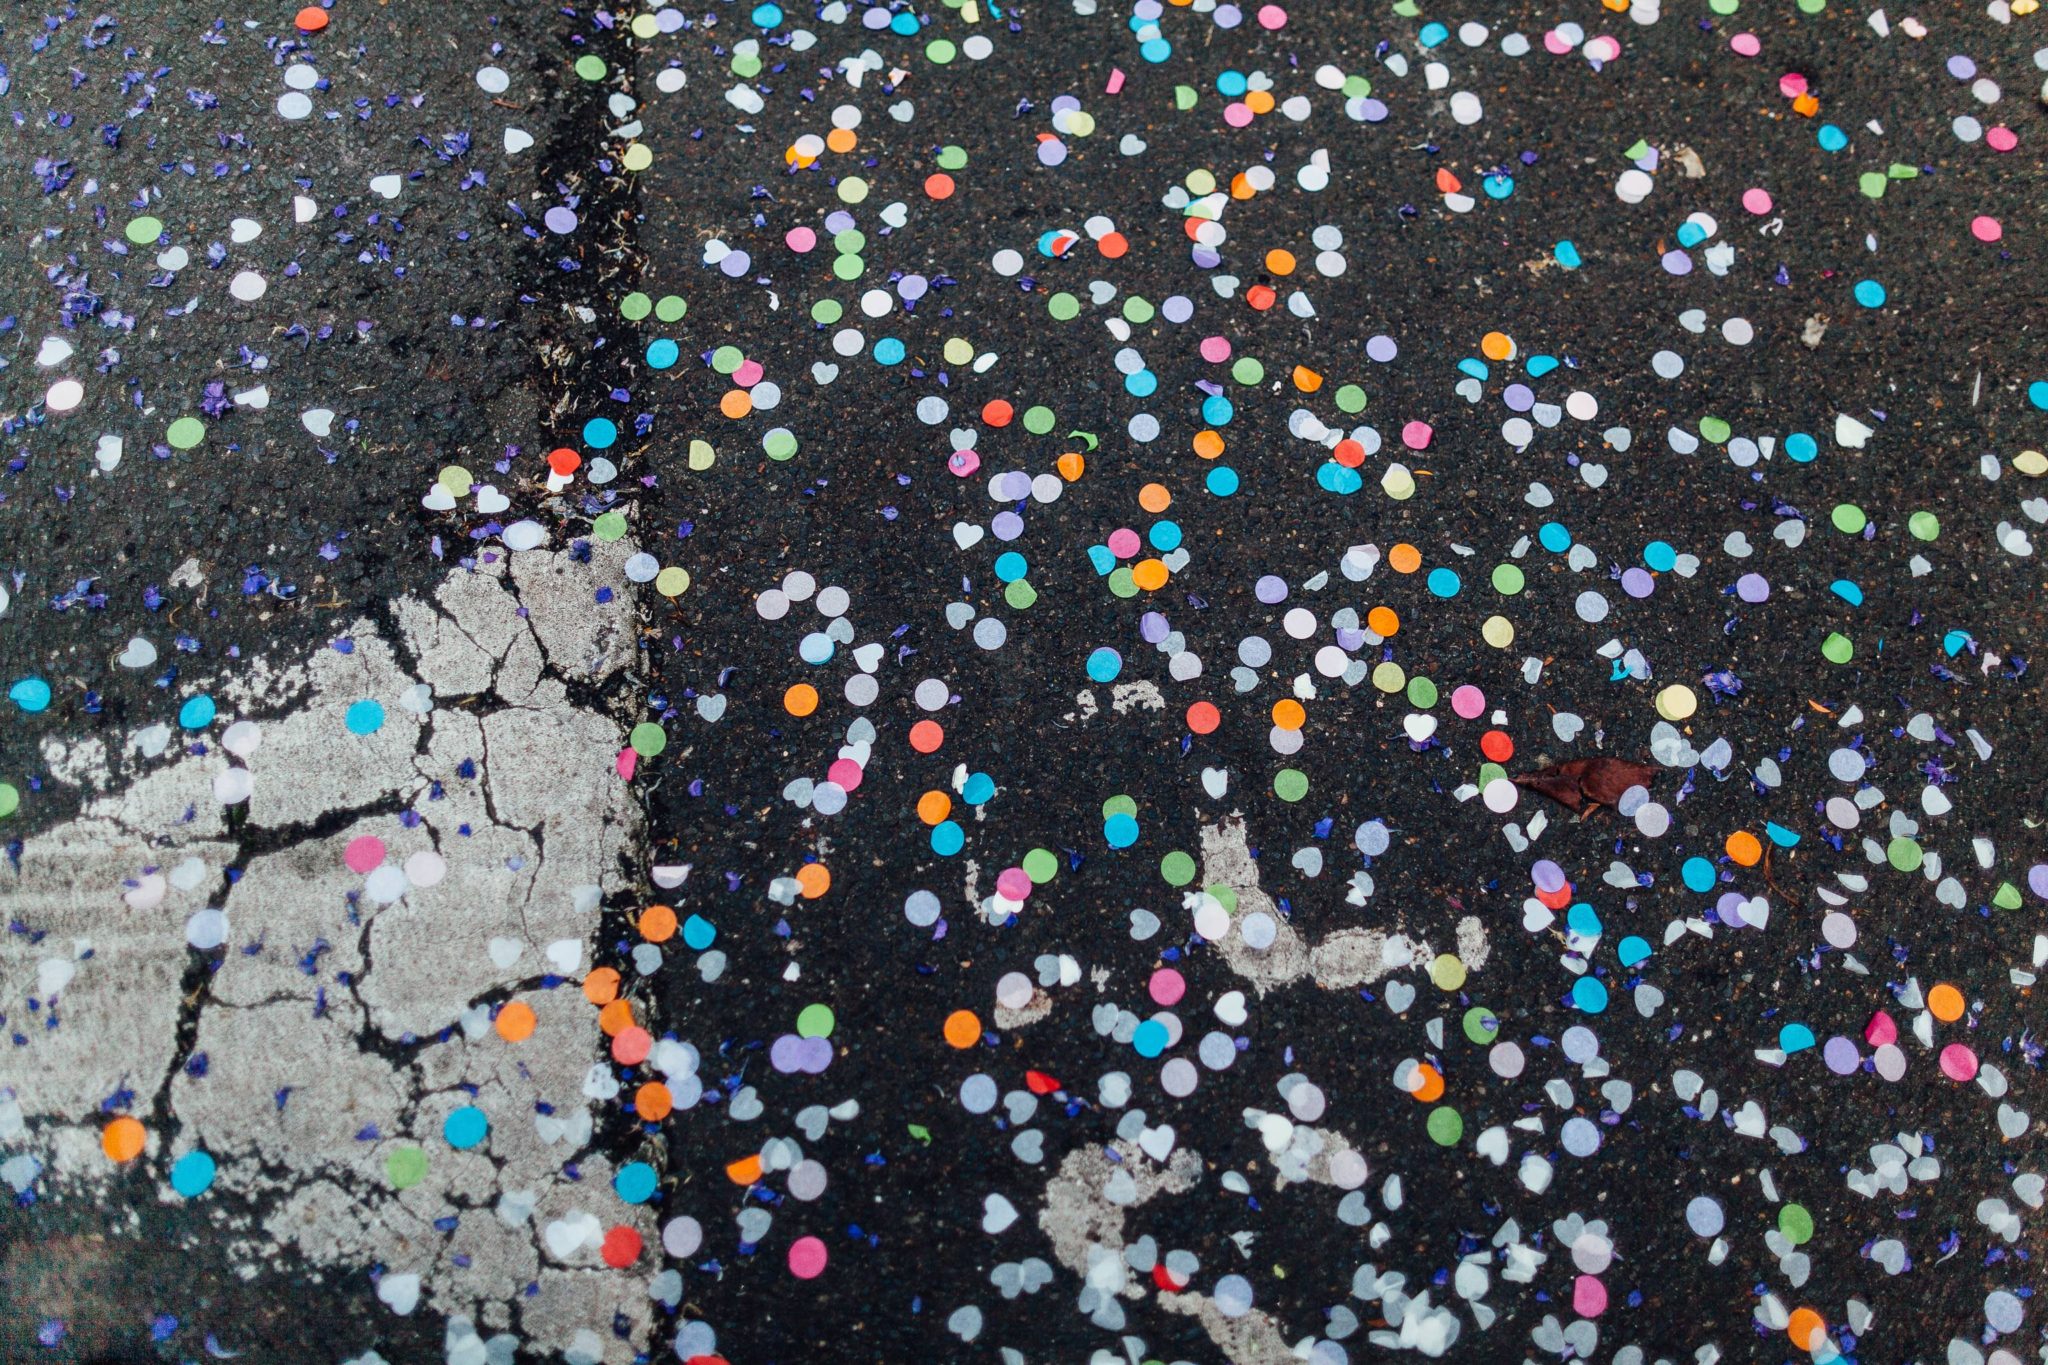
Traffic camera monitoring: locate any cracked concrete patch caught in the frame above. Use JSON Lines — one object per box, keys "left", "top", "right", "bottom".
{"left": 1, "top": 539, "right": 653, "bottom": 1361}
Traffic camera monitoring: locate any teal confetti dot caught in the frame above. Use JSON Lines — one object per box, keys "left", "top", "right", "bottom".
{"left": 1086, "top": 648, "right": 1122, "bottom": 683}
{"left": 752, "top": 2, "right": 784, "bottom": 25}
{"left": 170, "top": 1150, "right": 217, "bottom": 1197}
{"left": 682, "top": 914, "right": 717, "bottom": 950}
{"left": 1644, "top": 541, "right": 1677, "bottom": 572}
{"left": 1566, "top": 902, "right": 1603, "bottom": 936}
{"left": 1426, "top": 568, "right": 1461, "bottom": 598}
{"left": 1206, "top": 466, "right": 1240, "bottom": 496}
{"left": 1538, "top": 522, "right": 1572, "bottom": 553}
{"left": 962, "top": 772, "right": 995, "bottom": 805}
{"left": 1317, "top": 462, "right": 1362, "bottom": 495}
{"left": 1817, "top": 124, "right": 1847, "bottom": 151}
{"left": 1853, "top": 279, "right": 1886, "bottom": 308}
{"left": 873, "top": 337, "right": 906, "bottom": 366}
{"left": 930, "top": 821, "right": 964, "bottom": 856}
{"left": 1617, "top": 936, "right": 1652, "bottom": 968}
{"left": 1132, "top": 1019, "right": 1168, "bottom": 1057}
{"left": 8, "top": 678, "right": 52, "bottom": 714}
{"left": 1103, "top": 812, "right": 1140, "bottom": 848}
{"left": 1553, "top": 241, "right": 1581, "bottom": 269}
{"left": 1201, "top": 395, "right": 1234, "bottom": 426}
{"left": 2030, "top": 381, "right": 2048, "bottom": 411}
{"left": 646, "top": 339, "right": 679, "bottom": 370}
{"left": 1779, "top": 1023, "right": 1816, "bottom": 1053}
{"left": 994, "top": 552, "right": 1029, "bottom": 583}
{"left": 582, "top": 417, "right": 618, "bottom": 449}
{"left": 1681, "top": 857, "right": 1716, "bottom": 892}
{"left": 614, "top": 1161, "right": 659, "bottom": 1203}
{"left": 443, "top": 1106, "right": 489, "bottom": 1150}
{"left": 1571, "top": 977, "right": 1609, "bottom": 1014}
{"left": 1148, "top": 520, "right": 1182, "bottom": 552}
{"left": 1785, "top": 432, "right": 1818, "bottom": 463}
{"left": 178, "top": 695, "right": 217, "bottom": 730}
{"left": 345, "top": 699, "right": 386, "bottom": 735}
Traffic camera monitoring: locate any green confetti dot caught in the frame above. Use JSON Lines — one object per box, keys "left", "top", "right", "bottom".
{"left": 1107, "top": 566, "right": 1138, "bottom": 598}
{"left": 125, "top": 215, "right": 164, "bottom": 245}
{"left": 1426, "top": 1106, "right": 1465, "bottom": 1146}
{"left": 936, "top": 145, "right": 969, "bottom": 170}
{"left": 1205, "top": 883, "right": 1239, "bottom": 914}
{"left": 1122, "top": 296, "right": 1156, "bottom": 324}
{"left": 796, "top": 1004, "right": 836, "bottom": 1038}
{"left": 832, "top": 229, "right": 866, "bottom": 254}
{"left": 831, "top": 254, "right": 864, "bottom": 281}
{"left": 925, "top": 38, "right": 957, "bottom": 64}
{"left": 1779, "top": 1203, "right": 1815, "bottom": 1245}
{"left": 574, "top": 55, "right": 608, "bottom": 81}
{"left": 1908, "top": 511, "right": 1940, "bottom": 541}
{"left": 1334, "top": 384, "right": 1368, "bottom": 414}
{"left": 763, "top": 429, "right": 799, "bottom": 460}
{"left": 732, "top": 53, "right": 763, "bottom": 79}
{"left": 593, "top": 510, "right": 628, "bottom": 541}
{"left": 1698, "top": 415, "right": 1732, "bottom": 444}
{"left": 1022, "top": 847, "right": 1059, "bottom": 883}
{"left": 1476, "top": 761, "right": 1507, "bottom": 788}
{"left": 0, "top": 783, "right": 19, "bottom": 819}
{"left": 1887, "top": 837, "right": 1923, "bottom": 872}
{"left": 811, "top": 298, "right": 844, "bottom": 325}
{"left": 1831, "top": 504, "right": 1868, "bottom": 534}
{"left": 1047, "top": 292, "right": 1080, "bottom": 321}
{"left": 1461, "top": 1006, "right": 1499, "bottom": 1045}
{"left": 1004, "top": 579, "right": 1038, "bottom": 610}
{"left": 1342, "top": 74, "right": 1372, "bottom": 98}
{"left": 654, "top": 295, "right": 687, "bottom": 323}
{"left": 1993, "top": 881, "right": 2022, "bottom": 910}
{"left": 1405, "top": 676, "right": 1439, "bottom": 709}
{"left": 711, "top": 345, "right": 745, "bottom": 375}
{"left": 1230, "top": 357, "right": 1265, "bottom": 386}
{"left": 629, "top": 722, "right": 668, "bottom": 757}
{"left": 1102, "top": 794, "right": 1138, "bottom": 818}
{"left": 386, "top": 1146, "right": 428, "bottom": 1189}
{"left": 1022, "top": 405, "right": 1055, "bottom": 435}
{"left": 1160, "top": 851, "right": 1197, "bottom": 887}
{"left": 1491, "top": 563, "right": 1525, "bottom": 595}
{"left": 620, "top": 292, "right": 652, "bottom": 321}
{"left": 166, "top": 417, "right": 205, "bottom": 450}
{"left": 1273, "top": 768, "right": 1309, "bottom": 802}
{"left": 1820, "top": 632, "right": 1854, "bottom": 664}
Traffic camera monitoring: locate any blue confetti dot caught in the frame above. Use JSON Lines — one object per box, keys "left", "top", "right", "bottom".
{"left": 1681, "top": 857, "right": 1716, "bottom": 893}
{"left": 1571, "top": 977, "right": 1609, "bottom": 1014}
{"left": 582, "top": 417, "right": 618, "bottom": 450}
{"left": 2029, "top": 380, "right": 2048, "bottom": 411}
{"left": 1426, "top": 568, "right": 1461, "bottom": 598}
{"left": 1538, "top": 522, "right": 1572, "bottom": 553}
{"left": 8, "top": 678, "right": 52, "bottom": 714}
{"left": 1085, "top": 648, "right": 1122, "bottom": 683}
{"left": 1125, "top": 369, "right": 1158, "bottom": 398}
{"left": 1140, "top": 37, "right": 1171, "bottom": 62}
{"left": 1567, "top": 902, "right": 1603, "bottom": 937}
{"left": 345, "top": 699, "right": 386, "bottom": 736}
{"left": 962, "top": 772, "right": 995, "bottom": 805}
{"left": 1853, "top": 278, "right": 1887, "bottom": 308}
{"left": 930, "top": 821, "right": 965, "bottom": 856}
{"left": 874, "top": 337, "right": 906, "bottom": 366}
{"left": 994, "top": 552, "right": 1029, "bottom": 583}
{"left": 1817, "top": 123, "right": 1847, "bottom": 152}
{"left": 615, "top": 1161, "right": 659, "bottom": 1203}
{"left": 1830, "top": 579, "right": 1865, "bottom": 606}
{"left": 1148, "top": 520, "right": 1182, "bottom": 552}
{"left": 1676, "top": 221, "right": 1707, "bottom": 249}
{"left": 646, "top": 338, "right": 679, "bottom": 370}
{"left": 1785, "top": 432, "right": 1818, "bottom": 463}
{"left": 178, "top": 695, "right": 217, "bottom": 730}
{"left": 889, "top": 8, "right": 919, "bottom": 33}
{"left": 1201, "top": 394, "right": 1234, "bottom": 427}
{"left": 1643, "top": 541, "right": 1677, "bottom": 573}
{"left": 1482, "top": 174, "right": 1514, "bottom": 200}
{"left": 170, "top": 1150, "right": 216, "bottom": 1197}
{"left": 682, "top": 914, "right": 717, "bottom": 950}
{"left": 752, "top": 2, "right": 784, "bottom": 26}
{"left": 1216, "top": 70, "right": 1248, "bottom": 97}
{"left": 1526, "top": 354, "right": 1560, "bottom": 378}
{"left": 1086, "top": 544, "right": 1117, "bottom": 575}
{"left": 1779, "top": 1023, "right": 1816, "bottom": 1053}
{"left": 1316, "top": 462, "right": 1362, "bottom": 495}
{"left": 1553, "top": 240, "right": 1582, "bottom": 269}
{"left": 1132, "top": 1019, "right": 1169, "bottom": 1057}
{"left": 1418, "top": 20, "right": 1449, "bottom": 45}
{"left": 1206, "top": 466, "right": 1240, "bottom": 497}
{"left": 443, "top": 1106, "right": 489, "bottom": 1150}
{"left": 1103, "top": 812, "right": 1140, "bottom": 848}
{"left": 1617, "top": 936, "right": 1653, "bottom": 968}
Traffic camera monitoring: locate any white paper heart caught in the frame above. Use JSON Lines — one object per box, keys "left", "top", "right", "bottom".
{"left": 952, "top": 522, "right": 985, "bottom": 550}
{"left": 302, "top": 408, "right": 335, "bottom": 437}
{"left": 1201, "top": 767, "right": 1228, "bottom": 799}
{"left": 1522, "top": 901, "right": 1555, "bottom": 933}
{"left": 488, "top": 937, "right": 524, "bottom": 969}
{"left": 377, "top": 1273, "right": 421, "bottom": 1315}
{"left": 35, "top": 336, "right": 73, "bottom": 368}
{"left": 1137, "top": 1124, "right": 1177, "bottom": 1162}
{"left": 369, "top": 174, "right": 402, "bottom": 199}
{"left": 422, "top": 485, "right": 457, "bottom": 511}
{"left": 118, "top": 637, "right": 157, "bottom": 669}
{"left": 543, "top": 1211, "right": 601, "bottom": 1259}
{"left": 504, "top": 127, "right": 535, "bottom": 154}
{"left": 696, "top": 693, "right": 727, "bottom": 722}
{"left": 475, "top": 485, "right": 510, "bottom": 515}
{"left": 545, "top": 938, "right": 582, "bottom": 973}
{"left": 982, "top": 1193, "right": 1018, "bottom": 1233}
{"left": 811, "top": 362, "right": 839, "bottom": 385}
{"left": 93, "top": 434, "right": 123, "bottom": 472}
{"left": 1383, "top": 980, "right": 1417, "bottom": 1014}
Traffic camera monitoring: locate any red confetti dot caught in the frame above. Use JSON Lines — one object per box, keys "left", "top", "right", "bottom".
{"left": 548, "top": 447, "right": 582, "bottom": 477}
{"left": 601, "top": 1226, "right": 644, "bottom": 1267}
{"left": 909, "top": 719, "right": 945, "bottom": 754}
{"left": 923, "top": 173, "right": 955, "bottom": 200}
{"left": 1186, "top": 701, "right": 1220, "bottom": 735}
{"left": 1480, "top": 730, "right": 1515, "bottom": 763}
{"left": 981, "top": 399, "right": 1014, "bottom": 427}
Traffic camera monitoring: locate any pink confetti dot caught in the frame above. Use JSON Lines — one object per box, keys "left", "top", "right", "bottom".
{"left": 1741, "top": 188, "right": 1773, "bottom": 215}
{"left": 947, "top": 449, "right": 981, "bottom": 478}
{"left": 344, "top": 835, "right": 387, "bottom": 874}
{"left": 1971, "top": 215, "right": 2003, "bottom": 242}
{"left": 1255, "top": 4, "right": 1286, "bottom": 29}
{"left": 826, "top": 758, "right": 863, "bottom": 791}
{"left": 785, "top": 226, "right": 817, "bottom": 253}
{"left": 1778, "top": 72, "right": 1809, "bottom": 98}
{"left": 1729, "top": 32, "right": 1760, "bottom": 57}
{"left": 1199, "top": 336, "right": 1233, "bottom": 363}
{"left": 1451, "top": 684, "right": 1486, "bottom": 719}
{"left": 1939, "top": 1043, "right": 1978, "bottom": 1082}
{"left": 1400, "top": 420, "right": 1433, "bottom": 450}
{"left": 788, "top": 1235, "right": 828, "bottom": 1279}
{"left": 1543, "top": 29, "right": 1574, "bottom": 55}
{"left": 616, "top": 747, "right": 638, "bottom": 781}
{"left": 1573, "top": 1275, "right": 1608, "bottom": 1318}
{"left": 1107, "top": 527, "right": 1142, "bottom": 558}
{"left": 1148, "top": 968, "right": 1186, "bottom": 1006}
{"left": 995, "top": 866, "right": 1032, "bottom": 900}
{"left": 1585, "top": 35, "right": 1620, "bottom": 62}
{"left": 1864, "top": 1010, "right": 1897, "bottom": 1046}
{"left": 1985, "top": 125, "right": 2017, "bottom": 152}
{"left": 1223, "top": 102, "right": 1254, "bottom": 128}
{"left": 733, "top": 359, "right": 765, "bottom": 388}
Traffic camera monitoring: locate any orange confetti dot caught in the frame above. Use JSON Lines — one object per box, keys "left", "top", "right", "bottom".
{"left": 598, "top": 999, "right": 635, "bottom": 1036}
{"left": 1388, "top": 543, "right": 1422, "bottom": 574}
{"left": 1333, "top": 438, "right": 1365, "bottom": 468}
{"left": 1097, "top": 231, "right": 1129, "bottom": 259}
{"left": 1131, "top": 559, "right": 1169, "bottom": 591}
{"left": 982, "top": 399, "right": 1014, "bottom": 427}
{"left": 1787, "top": 1308, "right": 1827, "bottom": 1352}
{"left": 726, "top": 1153, "right": 765, "bottom": 1185}
{"left": 719, "top": 389, "right": 753, "bottom": 420}
{"left": 1725, "top": 831, "right": 1763, "bottom": 867}
{"left": 1137, "top": 482, "right": 1172, "bottom": 514}
{"left": 639, "top": 904, "right": 678, "bottom": 942}
{"left": 1271, "top": 699, "right": 1306, "bottom": 731}
{"left": 494, "top": 1001, "right": 538, "bottom": 1043}
{"left": 1245, "top": 284, "right": 1277, "bottom": 311}
{"left": 923, "top": 172, "right": 955, "bottom": 200}
{"left": 1480, "top": 331, "right": 1515, "bottom": 361}
{"left": 1192, "top": 430, "right": 1225, "bottom": 460}
{"left": 943, "top": 1009, "right": 983, "bottom": 1049}
{"left": 1186, "top": 700, "right": 1221, "bottom": 734}
{"left": 1291, "top": 365, "right": 1323, "bottom": 392}
{"left": 1791, "top": 92, "right": 1819, "bottom": 117}
{"left": 1367, "top": 606, "right": 1400, "bottom": 636}
{"left": 1435, "top": 168, "right": 1464, "bottom": 195}
{"left": 795, "top": 863, "right": 831, "bottom": 899}
{"left": 294, "top": 6, "right": 329, "bottom": 33}
{"left": 1411, "top": 1064, "right": 1445, "bottom": 1103}
{"left": 908, "top": 719, "right": 945, "bottom": 753}
{"left": 825, "top": 127, "right": 857, "bottom": 153}
{"left": 582, "top": 967, "right": 621, "bottom": 1006}
{"left": 1480, "top": 730, "right": 1515, "bottom": 763}
{"left": 916, "top": 790, "right": 953, "bottom": 825}
{"left": 1265, "top": 248, "right": 1296, "bottom": 276}
{"left": 1245, "top": 89, "right": 1275, "bottom": 115}
{"left": 1229, "top": 173, "right": 1257, "bottom": 200}
{"left": 1926, "top": 983, "right": 1964, "bottom": 1023}
{"left": 101, "top": 1116, "right": 145, "bottom": 1163}
{"left": 1056, "top": 452, "right": 1086, "bottom": 481}
{"left": 636, "top": 1081, "right": 674, "bottom": 1121}
{"left": 784, "top": 683, "right": 819, "bottom": 717}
